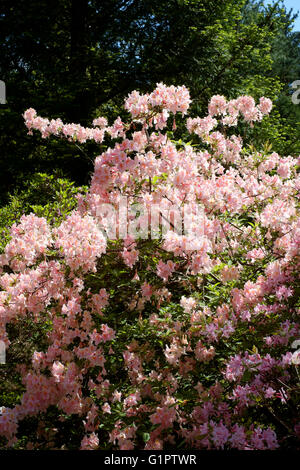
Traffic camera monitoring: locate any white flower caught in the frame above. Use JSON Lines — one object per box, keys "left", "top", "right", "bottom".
{"left": 291, "top": 339, "right": 300, "bottom": 349}
{"left": 291, "top": 350, "right": 300, "bottom": 365}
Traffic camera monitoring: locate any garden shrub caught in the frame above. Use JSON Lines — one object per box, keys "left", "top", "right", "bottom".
{"left": 0, "top": 84, "right": 299, "bottom": 450}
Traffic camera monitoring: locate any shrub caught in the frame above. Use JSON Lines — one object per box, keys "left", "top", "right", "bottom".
{"left": 0, "top": 84, "right": 299, "bottom": 450}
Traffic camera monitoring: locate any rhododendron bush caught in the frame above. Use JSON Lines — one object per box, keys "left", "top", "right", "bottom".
{"left": 0, "top": 83, "right": 300, "bottom": 450}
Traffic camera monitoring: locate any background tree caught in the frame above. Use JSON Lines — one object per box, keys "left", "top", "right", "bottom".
{"left": 242, "top": 0, "right": 300, "bottom": 155}
{"left": 0, "top": 0, "right": 299, "bottom": 204}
